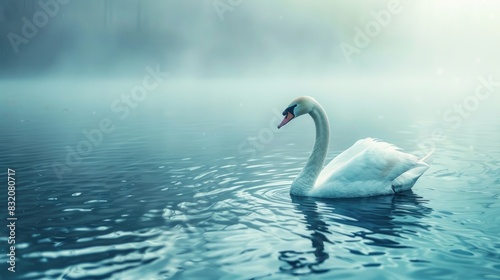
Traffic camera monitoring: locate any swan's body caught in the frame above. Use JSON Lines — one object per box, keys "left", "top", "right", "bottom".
{"left": 278, "top": 96, "right": 432, "bottom": 198}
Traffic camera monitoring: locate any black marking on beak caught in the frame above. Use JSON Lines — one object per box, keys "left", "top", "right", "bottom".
{"left": 283, "top": 104, "right": 297, "bottom": 117}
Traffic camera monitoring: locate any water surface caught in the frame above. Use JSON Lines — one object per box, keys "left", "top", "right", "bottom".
{"left": 0, "top": 81, "right": 499, "bottom": 279}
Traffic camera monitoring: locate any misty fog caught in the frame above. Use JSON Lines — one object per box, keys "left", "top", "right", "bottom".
{"left": 1, "top": 1, "right": 499, "bottom": 151}
{"left": 2, "top": 1, "right": 498, "bottom": 76}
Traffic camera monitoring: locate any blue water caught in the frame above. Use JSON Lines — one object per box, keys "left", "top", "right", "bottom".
{"left": 1, "top": 80, "right": 499, "bottom": 279}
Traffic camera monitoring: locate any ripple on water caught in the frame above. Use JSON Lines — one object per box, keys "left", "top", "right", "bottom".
{"left": 7, "top": 124, "right": 500, "bottom": 279}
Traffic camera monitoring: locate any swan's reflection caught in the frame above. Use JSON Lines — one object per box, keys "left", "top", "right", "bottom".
{"left": 279, "top": 196, "right": 332, "bottom": 274}
{"left": 279, "top": 191, "right": 433, "bottom": 275}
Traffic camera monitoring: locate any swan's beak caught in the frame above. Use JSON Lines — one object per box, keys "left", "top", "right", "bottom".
{"left": 278, "top": 112, "right": 294, "bottom": 129}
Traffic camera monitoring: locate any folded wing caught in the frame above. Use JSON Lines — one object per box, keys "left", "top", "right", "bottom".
{"left": 312, "top": 138, "right": 429, "bottom": 198}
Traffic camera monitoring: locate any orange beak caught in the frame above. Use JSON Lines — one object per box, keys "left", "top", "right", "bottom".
{"left": 278, "top": 112, "right": 294, "bottom": 129}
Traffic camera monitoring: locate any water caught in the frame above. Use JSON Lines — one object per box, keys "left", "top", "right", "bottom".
{"left": 0, "top": 80, "right": 499, "bottom": 280}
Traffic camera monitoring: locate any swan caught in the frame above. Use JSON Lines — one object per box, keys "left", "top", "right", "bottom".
{"left": 277, "top": 96, "right": 433, "bottom": 198}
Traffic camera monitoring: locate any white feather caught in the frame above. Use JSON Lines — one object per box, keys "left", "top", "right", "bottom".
{"left": 312, "top": 138, "right": 429, "bottom": 198}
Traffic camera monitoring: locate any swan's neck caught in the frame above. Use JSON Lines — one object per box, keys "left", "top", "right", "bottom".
{"left": 291, "top": 103, "right": 330, "bottom": 196}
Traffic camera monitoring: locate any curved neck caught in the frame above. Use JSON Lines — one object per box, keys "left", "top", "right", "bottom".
{"left": 291, "top": 102, "right": 330, "bottom": 196}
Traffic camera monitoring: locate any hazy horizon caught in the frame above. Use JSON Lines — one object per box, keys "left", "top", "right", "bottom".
{"left": 1, "top": 1, "right": 499, "bottom": 79}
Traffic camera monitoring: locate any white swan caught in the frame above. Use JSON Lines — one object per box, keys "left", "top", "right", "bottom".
{"left": 278, "top": 96, "right": 433, "bottom": 198}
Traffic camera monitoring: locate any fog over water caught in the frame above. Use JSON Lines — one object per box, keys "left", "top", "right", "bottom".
{"left": 1, "top": 1, "right": 498, "bottom": 76}
{"left": 2, "top": 1, "right": 499, "bottom": 136}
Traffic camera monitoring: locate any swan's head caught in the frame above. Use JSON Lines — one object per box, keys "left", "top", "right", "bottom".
{"left": 278, "top": 96, "right": 316, "bottom": 129}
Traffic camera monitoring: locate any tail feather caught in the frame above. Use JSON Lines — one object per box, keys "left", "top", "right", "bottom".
{"left": 392, "top": 147, "right": 434, "bottom": 193}
{"left": 420, "top": 147, "right": 435, "bottom": 164}
{"left": 391, "top": 165, "right": 429, "bottom": 193}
